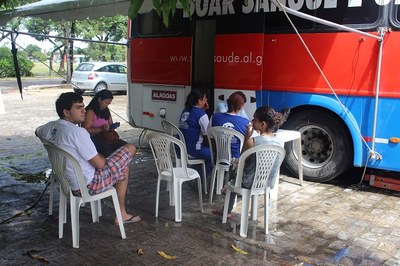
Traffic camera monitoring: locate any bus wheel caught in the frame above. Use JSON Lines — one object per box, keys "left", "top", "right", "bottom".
{"left": 282, "top": 110, "right": 352, "bottom": 182}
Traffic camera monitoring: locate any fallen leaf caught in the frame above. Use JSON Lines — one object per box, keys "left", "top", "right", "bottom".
{"left": 158, "top": 250, "right": 177, "bottom": 259}
{"left": 231, "top": 244, "right": 248, "bottom": 255}
{"left": 26, "top": 250, "right": 49, "bottom": 264}
{"left": 137, "top": 248, "right": 144, "bottom": 255}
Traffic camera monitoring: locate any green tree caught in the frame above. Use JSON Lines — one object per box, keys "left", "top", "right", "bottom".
{"left": 25, "top": 44, "right": 41, "bottom": 54}
{"left": 0, "top": 46, "right": 33, "bottom": 77}
{"left": 75, "top": 15, "right": 127, "bottom": 61}
{"left": 32, "top": 50, "right": 47, "bottom": 61}
{"left": 23, "top": 17, "right": 70, "bottom": 75}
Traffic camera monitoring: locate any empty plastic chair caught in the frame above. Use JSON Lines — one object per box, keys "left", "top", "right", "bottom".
{"left": 147, "top": 132, "right": 203, "bottom": 222}
{"left": 161, "top": 119, "right": 208, "bottom": 194}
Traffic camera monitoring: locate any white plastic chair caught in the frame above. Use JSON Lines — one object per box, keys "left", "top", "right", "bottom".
{"left": 207, "top": 126, "right": 244, "bottom": 203}
{"left": 35, "top": 129, "right": 57, "bottom": 216}
{"left": 46, "top": 168, "right": 56, "bottom": 215}
{"left": 222, "top": 144, "right": 285, "bottom": 237}
{"left": 147, "top": 132, "right": 203, "bottom": 222}
{"left": 161, "top": 119, "right": 208, "bottom": 194}
{"left": 43, "top": 143, "right": 126, "bottom": 248}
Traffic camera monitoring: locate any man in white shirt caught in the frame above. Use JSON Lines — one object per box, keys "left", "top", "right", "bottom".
{"left": 36, "top": 92, "right": 140, "bottom": 224}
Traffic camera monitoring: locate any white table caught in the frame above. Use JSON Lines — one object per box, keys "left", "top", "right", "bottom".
{"left": 271, "top": 129, "right": 303, "bottom": 200}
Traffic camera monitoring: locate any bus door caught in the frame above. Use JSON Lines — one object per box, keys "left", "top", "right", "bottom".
{"left": 192, "top": 19, "right": 216, "bottom": 116}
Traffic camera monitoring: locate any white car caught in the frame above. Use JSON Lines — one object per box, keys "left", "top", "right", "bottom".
{"left": 71, "top": 62, "right": 127, "bottom": 94}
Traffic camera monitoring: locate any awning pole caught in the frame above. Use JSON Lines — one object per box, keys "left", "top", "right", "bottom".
{"left": 369, "top": 28, "right": 386, "bottom": 160}
{"left": 10, "top": 32, "right": 23, "bottom": 100}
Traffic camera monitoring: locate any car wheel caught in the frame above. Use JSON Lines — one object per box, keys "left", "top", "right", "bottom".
{"left": 94, "top": 82, "right": 108, "bottom": 93}
{"left": 73, "top": 88, "right": 85, "bottom": 95}
{"left": 282, "top": 110, "right": 353, "bottom": 182}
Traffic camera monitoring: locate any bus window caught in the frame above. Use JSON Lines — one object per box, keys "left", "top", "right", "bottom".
{"left": 133, "top": 10, "right": 184, "bottom": 37}
{"left": 315, "top": 1, "right": 381, "bottom": 30}
{"left": 390, "top": 2, "right": 400, "bottom": 30}
{"left": 265, "top": 1, "right": 381, "bottom": 33}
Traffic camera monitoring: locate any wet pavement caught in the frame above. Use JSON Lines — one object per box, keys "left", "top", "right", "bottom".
{"left": 1, "top": 86, "right": 400, "bottom": 265}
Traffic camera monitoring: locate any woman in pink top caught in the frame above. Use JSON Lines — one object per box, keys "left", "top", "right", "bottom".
{"left": 83, "top": 89, "right": 127, "bottom": 157}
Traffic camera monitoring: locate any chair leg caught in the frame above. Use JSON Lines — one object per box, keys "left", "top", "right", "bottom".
{"left": 174, "top": 180, "right": 182, "bottom": 222}
{"left": 197, "top": 177, "right": 203, "bottom": 212}
{"left": 201, "top": 162, "right": 208, "bottom": 195}
{"left": 251, "top": 195, "right": 258, "bottom": 221}
{"left": 90, "top": 201, "right": 100, "bottom": 223}
{"left": 168, "top": 180, "right": 175, "bottom": 206}
{"left": 264, "top": 187, "right": 270, "bottom": 235}
{"left": 97, "top": 200, "right": 102, "bottom": 217}
{"left": 111, "top": 193, "right": 126, "bottom": 239}
{"left": 70, "top": 196, "right": 81, "bottom": 248}
{"left": 216, "top": 168, "right": 225, "bottom": 195}
{"left": 209, "top": 168, "right": 217, "bottom": 203}
{"left": 155, "top": 177, "right": 161, "bottom": 217}
{"left": 240, "top": 190, "right": 251, "bottom": 237}
{"left": 222, "top": 190, "right": 231, "bottom": 223}
{"left": 48, "top": 173, "right": 55, "bottom": 215}
{"left": 58, "top": 191, "right": 67, "bottom": 239}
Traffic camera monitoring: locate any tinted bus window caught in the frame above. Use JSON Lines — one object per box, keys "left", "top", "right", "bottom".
{"left": 390, "top": 2, "right": 400, "bottom": 29}
{"left": 265, "top": 1, "right": 381, "bottom": 33}
{"left": 132, "top": 10, "right": 184, "bottom": 37}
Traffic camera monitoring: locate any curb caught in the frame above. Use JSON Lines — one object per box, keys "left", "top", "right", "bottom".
{"left": 25, "top": 84, "right": 72, "bottom": 91}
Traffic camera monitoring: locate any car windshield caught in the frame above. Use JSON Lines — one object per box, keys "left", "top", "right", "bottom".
{"left": 75, "top": 63, "right": 95, "bottom": 71}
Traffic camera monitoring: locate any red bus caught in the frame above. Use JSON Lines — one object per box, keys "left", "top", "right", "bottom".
{"left": 127, "top": 0, "right": 400, "bottom": 183}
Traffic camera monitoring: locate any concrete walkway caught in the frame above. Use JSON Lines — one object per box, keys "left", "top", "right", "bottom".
{"left": 1, "top": 87, "right": 400, "bottom": 265}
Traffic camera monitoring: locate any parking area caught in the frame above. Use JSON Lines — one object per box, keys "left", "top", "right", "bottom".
{"left": 1, "top": 87, "right": 400, "bottom": 265}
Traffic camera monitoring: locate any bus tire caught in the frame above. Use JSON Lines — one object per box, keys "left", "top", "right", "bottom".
{"left": 282, "top": 110, "right": 353, "bottom": 182}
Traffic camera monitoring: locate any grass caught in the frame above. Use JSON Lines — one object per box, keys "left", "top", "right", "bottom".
{"left": 31, "top": 61, "right": 77, "bottom": 78}
{"left": 31, "top": 61, "right": 54, "bottom": 77}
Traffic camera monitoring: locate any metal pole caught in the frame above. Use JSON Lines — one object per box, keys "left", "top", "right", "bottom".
{"left": 369, "top": 28, "right": 386, "bottom": 160}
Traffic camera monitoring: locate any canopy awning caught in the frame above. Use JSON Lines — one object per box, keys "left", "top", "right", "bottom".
{"left": 0, "top": 0, "right": 155, "bottom": 25}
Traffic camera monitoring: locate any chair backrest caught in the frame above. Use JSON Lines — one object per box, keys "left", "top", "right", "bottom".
{"left": 43, "top": 143, "right": 92, "bottom": 199}
{"left": 160, "top": 120, "right": 186, "bottom": 163}
{"left": 234, "top": 144, "right": 286, "bottom": 190}
{"left": 161, "top": 120, "right": 185, "bottom": 144}
{"left": 147, "top": 132, "right": 189, "bottom": 178}
{"left": 207, "top": 126, "right": 245, "bottom": 166}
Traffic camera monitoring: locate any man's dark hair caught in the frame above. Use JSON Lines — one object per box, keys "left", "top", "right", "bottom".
{"left": 55, "top": 92, "right": 83, "bottom": 118}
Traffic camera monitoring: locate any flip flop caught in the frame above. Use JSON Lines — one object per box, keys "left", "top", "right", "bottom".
{"left": 115, "top": 215, "right": 141, "bottom": 225}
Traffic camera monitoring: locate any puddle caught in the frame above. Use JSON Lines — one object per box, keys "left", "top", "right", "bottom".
{"left": 12, "top": 171, "right": 48, "bottom": 183}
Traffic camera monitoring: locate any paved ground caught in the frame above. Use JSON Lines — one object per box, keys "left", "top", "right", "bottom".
{"left": 1, "top": 86, "right": 400, "bottom": 265}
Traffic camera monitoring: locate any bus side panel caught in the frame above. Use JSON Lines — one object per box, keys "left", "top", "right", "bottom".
{"left": 128, "top": 37, "right": 192, "bottom": 130}
{"left": 365, "top": 97, "right": 400, "bottom": 172}
{"left": 262, "top": 32, "right": 395, "bottom": 97}
{"left": 380, "top": 32, "right": 400, "bottom": 96}
{"left": 130, "top": 37, "right": 192, "bottom": 85}
{"left": 264, "top": 91, "right": 400, "bottom": 173}
{"left": 214, "top": 33, "right": 264, "bottom": 91}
